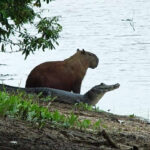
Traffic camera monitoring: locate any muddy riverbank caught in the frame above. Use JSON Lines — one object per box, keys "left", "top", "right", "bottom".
{"left": 0, "top": 101, "right": 150, "bottom": 150}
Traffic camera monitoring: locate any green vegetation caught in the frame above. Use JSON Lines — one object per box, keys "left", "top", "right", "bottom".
{"left": 74, "top": 102, "right": 93, "bottom": 111}
{"left": 0, "top": 0, "right": 62, "bottom": 59}
{"left": 0, "top": 91, "right": 101, "bottom": 130}
{"left": 74, "top": 102, "right": 105, "bottom": 113}
{"left": 129, "top": 114, "right": 135, "bottom": 118}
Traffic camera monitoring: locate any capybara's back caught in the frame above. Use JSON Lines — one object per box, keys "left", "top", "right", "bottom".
{"left": 26, "top": 61, "right": 74, "bottom": 91}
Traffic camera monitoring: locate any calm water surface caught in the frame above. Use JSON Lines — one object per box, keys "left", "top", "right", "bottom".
{"left": 1, "top": 0, "right": 150, "bottom": 119}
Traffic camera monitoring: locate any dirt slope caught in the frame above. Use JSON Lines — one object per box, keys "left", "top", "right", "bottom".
{"left": 0, "top": 102, "right": 150, "bottom": 150}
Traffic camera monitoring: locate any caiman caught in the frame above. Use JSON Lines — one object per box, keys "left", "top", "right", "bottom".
{"left": 0, "top": 83, "right": 120, "bottom": 105}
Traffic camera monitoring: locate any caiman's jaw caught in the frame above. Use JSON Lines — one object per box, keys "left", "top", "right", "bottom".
{"left": 92, "top": 83, "right": 120, "bottom": 93}
{"left": 84, "top": 82, "right": 120, "bottom": 105}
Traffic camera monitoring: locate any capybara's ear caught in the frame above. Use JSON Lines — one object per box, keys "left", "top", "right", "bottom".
{"left": 77, "top": 49, "right": 80, "bottom": 52}
{"left": 81, "top": 49, "right": 85, "bottom": 54}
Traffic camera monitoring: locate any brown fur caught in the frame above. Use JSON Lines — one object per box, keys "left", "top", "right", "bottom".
{"left": 25, "top": 49, "right": 99, "bottom": 93}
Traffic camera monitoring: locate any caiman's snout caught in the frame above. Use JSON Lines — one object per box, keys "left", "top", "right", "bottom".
{"left": 97, "top": 83, "right": 120, "bottom": 92}
{"left": 91, "top": 83, "right": 120, "bottom": 93}
{"left": 107, "top": 83, "right": 120, "bottom": 92}
{"left": 99, "top": 83, "right": 120, "bottom": 88}
{"left": 114, "top": 83, "right": 120, "bottom": 88}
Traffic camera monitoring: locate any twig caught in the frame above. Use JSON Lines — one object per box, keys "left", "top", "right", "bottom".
{"left": 101, "top": 130, "right": 119, "bottom": 149}
{"left": 0, "top": 146, "right": 15, "bottom": 150}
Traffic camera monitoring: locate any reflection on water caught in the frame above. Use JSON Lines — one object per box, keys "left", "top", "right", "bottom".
{"left": 0, "top": 64, "right": 7, "bottom": 66}
{"left": 0, "top": 74, "right": 16, "bottom": 82}
{"left": 0, "top": 0, "right": 150, "bottom": 119}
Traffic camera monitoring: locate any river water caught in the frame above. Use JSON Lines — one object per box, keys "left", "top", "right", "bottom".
{"left": 1, "top": 0, "right": 150, "bottom": 119}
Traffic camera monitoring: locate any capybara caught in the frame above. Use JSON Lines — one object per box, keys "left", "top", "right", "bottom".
{"left": 25, "top": 49, "right": 99, "bottom": 93}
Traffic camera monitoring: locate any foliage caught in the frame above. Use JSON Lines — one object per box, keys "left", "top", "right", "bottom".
{"left": 94, "top": 106, "right": 105, "bottom": 113}
{"left": 77, "top": 119, "right": 91, "bottom": 130}
{"left": 74, "top": 102, "right": 104, "bottom": 113}
{"left": 0, "top": 0, "right": 62, "bottom": 59}
{"left": 93, "top": 119, "right": 101, "bottom": 130}
{"left": 74, "top": 102, "right": 93, "bottom": 111}
{"left": 64, "top": 112, "right": 78, "bottom": 127}
{"left": 0, "top": 91, "right": 101, "bottom": 130}
{"left": 129, "top": 114, "right": 135, "bottom": 118}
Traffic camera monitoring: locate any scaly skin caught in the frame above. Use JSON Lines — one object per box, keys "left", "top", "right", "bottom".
{"left": 0, "top": 83, "right": 120, "bottom": 105}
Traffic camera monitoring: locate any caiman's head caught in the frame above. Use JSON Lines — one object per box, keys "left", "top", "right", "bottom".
{"left": 84, "top": 83, "right": 120, "bottom": 105}
{"left": 91, "top": 83, "right": 120, "bottom": 93}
